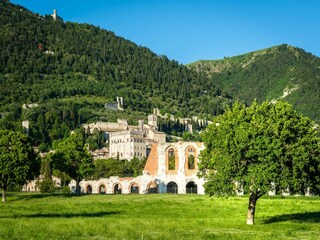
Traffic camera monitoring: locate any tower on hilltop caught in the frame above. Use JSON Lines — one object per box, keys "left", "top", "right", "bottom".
{"left": 51, "top": 9, "right": 57, "bottom": 20}
{"left": 51, "top": 9, "right": 63, "bottom": 21}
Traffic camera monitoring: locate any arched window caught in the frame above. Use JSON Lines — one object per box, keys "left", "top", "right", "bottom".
{"left": 168, "top": 148, "right": 175, "bottom": 170}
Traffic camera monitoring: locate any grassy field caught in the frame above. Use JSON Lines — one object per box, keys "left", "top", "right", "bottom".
{"left": 0, "top": 193, "right": 319, "bottom": 239}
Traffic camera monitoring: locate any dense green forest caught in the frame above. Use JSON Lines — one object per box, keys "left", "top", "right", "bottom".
{"left": 189, "top": 44, "right": 320, "bottom": 121}
{"left": 0, "top": 0, "right": 230, "bottom": 146}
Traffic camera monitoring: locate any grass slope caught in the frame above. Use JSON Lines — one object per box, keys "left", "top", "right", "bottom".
{"left": 0, "top": 193, "right": 319, "bottom": 239}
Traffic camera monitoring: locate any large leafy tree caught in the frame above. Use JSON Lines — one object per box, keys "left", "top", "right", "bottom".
{"left": 52, "top": 132, "right": 94, "bottom": 194}
{"left": 0, "top": 130, "right": 40, "bottom": 202}
{"left": 199, "top": 100, "right": 320, "bottom": 225}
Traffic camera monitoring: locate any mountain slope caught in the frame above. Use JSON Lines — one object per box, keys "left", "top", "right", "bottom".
{"left": 0, "top": 0, "right": 232, "bottom": 146}
{"left": 0, "top": 0, "right": 230, "bottom": 118}
{"left": 189, "top": 44, "right": 320, "bottom": 121}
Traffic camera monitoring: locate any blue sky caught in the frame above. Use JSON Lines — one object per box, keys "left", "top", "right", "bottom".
{"left": 11, "top": 0, "right": 320, "bottom": 64}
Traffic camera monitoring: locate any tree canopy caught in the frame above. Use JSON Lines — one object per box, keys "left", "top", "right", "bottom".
{"left": 51, "top": 131, "right": 94, "bottom": 194}
{"left": 92, "top": 157, "right": 147, "bottom": 180}
{"left": 199, "top": 100, "right": 320, "bottom": 224}
{"left": 0, "top": 130, "right": 40, "bottom": 202}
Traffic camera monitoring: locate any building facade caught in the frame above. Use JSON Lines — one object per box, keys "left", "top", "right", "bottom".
{"left": 109, "top": 130, "right": 147, "bottom": 160}
{"left": 84, "top": 115, "right": 166, "bottom": 161}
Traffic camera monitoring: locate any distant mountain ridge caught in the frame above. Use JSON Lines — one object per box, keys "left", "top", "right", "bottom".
{"left": 189, "top": 44, "right": 320, "bottom": 121}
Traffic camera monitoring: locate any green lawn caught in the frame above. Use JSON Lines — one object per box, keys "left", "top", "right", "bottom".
{"left": 0, "top": 193, "right": 319, "bottom": 239}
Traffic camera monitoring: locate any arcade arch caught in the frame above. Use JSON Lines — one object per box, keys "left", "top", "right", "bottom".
{"left": 86, "top": 184, "right": 92, "bottom": 194}
{"left": 147, "top": 181, "right": 158, "bottom": 194}
{"left": 99, "top": 184, "right": 106, "bottom": 194}
{"left": 130, "top": 182, "right": 139, "bottom": 194}
{"left": 186, "top": 181, "right": 197, "bottom": 194}
{"left": 113, "top": 183, "right": 122, "bottom": 194}
{"left": 167, "top": 181, "right": 178, "bottom": 194}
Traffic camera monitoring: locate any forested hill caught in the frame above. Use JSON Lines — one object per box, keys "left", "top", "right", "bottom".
{"left": 189, "top": 44, "right": 320, "bottom": 121}
{"left": 0, "top": 0, "right": 230, "bottom": 119}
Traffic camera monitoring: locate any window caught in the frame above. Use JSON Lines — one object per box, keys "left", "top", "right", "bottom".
{"left": 188, "top": 155, "right": 195, "bottom": 169}
{"left": 187, "top": 147, "right": 196, "bottom": 169}
{"left": 168, "top": 148, "right": 175, "bottom": 170}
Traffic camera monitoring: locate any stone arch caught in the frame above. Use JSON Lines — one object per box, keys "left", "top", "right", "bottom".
{"left": 93, "top": 127, "right": 101, "bottom": 133}
{"left": 147, "top": 181, "right": 158, "bottom": 194}
{"left": 165, "top": 146, "right": 179, "bottom": 174}
{"left": 167, "top": 181, "right": 178, "bottom": 194}
{"left": 98, "top": 183, "right": 106, "bottom": 194}
{"left": 86, "top": 184, "right": 92, "bottom": 194}
{"left": 185, "top": 145, "right": 198, "bottom": 176}
{"left": 129, "top": 182, "right": 139, "bottom": 194}
{"left": 186, "top": 181, "right": 198, "bottom": 194}
{"left": 113, "top": 183, "right": 122, "bottom": 194}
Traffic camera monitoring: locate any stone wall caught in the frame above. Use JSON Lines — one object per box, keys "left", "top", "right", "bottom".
{"left": 76, "top": 141, "right": 206, "bottom": 194}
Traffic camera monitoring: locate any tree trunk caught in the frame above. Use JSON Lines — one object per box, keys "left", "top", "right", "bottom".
{"left": 2, "top": 187, "right": 7, "bottom": 203}
{"left": 246, "top": 193, "right": 257, "bottom": 225}
{"left": 75, "top": 180, "right": 80, "bottom": 195}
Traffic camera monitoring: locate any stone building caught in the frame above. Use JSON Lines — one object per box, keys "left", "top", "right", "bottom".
{"left": 76, "top": 141, "right": 205, "bottom": 194}
{"left": 84, "top": 119, "right": 128, "bottom": 134}
{"left": 109, "top": 130, "right": 146, "bottom": 160}
{"left": 108, "top": 115, "right": 166, "bottom": 160}
{"left": 84, "top": 114, "right": 166, "bottom": 160}
{"left": 22, "top": 175, "right": 61, "bottom": 192}
{"left": 22, "top": 120, "right": 29, "bottom": 135}
{"left": 91, "top": 147, "right": 109, "bottom": 160}
{"left": 104, "top": 97, "right": 124, "bottom": 111}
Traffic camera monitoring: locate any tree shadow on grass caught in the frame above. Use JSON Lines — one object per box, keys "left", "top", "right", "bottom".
{"left": 1, "top": 211, "right": 122, "bottom": 219}
{"left": 263, "top": 212, "right": 320, "bottom": 224}
{"left": 9, "top": 193, "right": 94, "bottom": 201}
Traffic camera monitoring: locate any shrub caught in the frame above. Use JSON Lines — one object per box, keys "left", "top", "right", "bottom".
{"left": 61, "top": 186, "right": 71, "bottom": 194}
{"left": 38, "top": 178, "right": 56, "bottom": 193}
